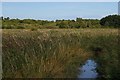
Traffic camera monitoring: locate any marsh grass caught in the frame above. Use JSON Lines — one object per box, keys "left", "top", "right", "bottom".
{"left": 2, "top": 29, "right": 119, "bottom": 78}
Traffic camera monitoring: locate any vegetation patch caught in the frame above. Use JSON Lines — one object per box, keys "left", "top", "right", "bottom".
{"left": 2, "top": 29, "right": 119, "bottom": 79}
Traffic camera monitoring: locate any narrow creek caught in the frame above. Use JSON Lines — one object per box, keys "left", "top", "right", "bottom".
{"left": 78, "top": 59, "right": 98, "bottom": 78}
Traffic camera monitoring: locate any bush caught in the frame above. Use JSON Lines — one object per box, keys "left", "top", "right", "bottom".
{"left": 100, "top": 15, "right": 120, "bottom": 28}
{"left": 31, "top": 28, "right": 38, "bottom": 31}
{"left": 17, "top": 26, "right": 25, "bottom": 29}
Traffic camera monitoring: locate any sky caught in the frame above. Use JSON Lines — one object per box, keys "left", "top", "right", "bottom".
{"left": 119, "top": 1, "right": 120, "bottom": 14}
{"left": 2, "top": 2, "right": 118, "bottom": 20}
{"left": 1, "top": 0, "right": 120, "bottom": 2}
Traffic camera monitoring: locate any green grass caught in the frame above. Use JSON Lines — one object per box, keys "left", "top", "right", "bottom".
{"left": 2, "top": 29, "right": 119, "bottom": 78}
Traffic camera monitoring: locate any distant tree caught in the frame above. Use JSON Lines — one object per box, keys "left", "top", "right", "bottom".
{"left": 76, "top": 18, "right": 82, "bottom": 22}
{"left": 4, "top": 17, "right": 10, "bottom": 20}
{"left": 100, "top": 15, "right": 120, "bottom": 28}
{"left": 0, "top": 16, "right": 3, "bottom": 20}
{"left": 3, "top": 15, "right": 119, "bottom": 29}
{"left": 73, "top": 22, "right": 81, "bottom": 28}
{"left": 57, "top": 21, "right": 66, "bottom": 28}
{"left": 19, "top": 20, "right": 23, "bottom": 23}
{"left": 76, "top": 18, "right": 87, "bottom": 28}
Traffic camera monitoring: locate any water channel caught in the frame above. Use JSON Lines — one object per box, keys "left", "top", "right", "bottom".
{"left": 78, "top": 59, "right": 98, "bottom": 79}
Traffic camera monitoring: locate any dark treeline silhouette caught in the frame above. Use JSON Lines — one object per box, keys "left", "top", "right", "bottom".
{"left": 0, "top": 15, "right": 119, "bottom": 29}
{"left": 100, "top": 15, "right": 120, "bottom": 28}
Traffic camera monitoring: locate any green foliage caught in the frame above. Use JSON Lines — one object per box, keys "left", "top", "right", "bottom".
{"left": 1, "top": 15, "right": 119, "bottom": 29}
{"left": 1, "top": 17, "right": 101, "bottom": 29}
{"left": 31, "top": 28, "right": 38, "bottom": 31}
{"left": 100, "top": 15, "right": 120, "bottom": 28}
{"left": 0, "top": 16, "right": 3, "bottom": 20}
{"left": 4, "top": 17, "right": 10, "bottom": 20}
{"left": 56, "top": 20, "right": 67, "bottom": 28}
{"left": 17, "top": 26, "right": 25, "bottom": 29}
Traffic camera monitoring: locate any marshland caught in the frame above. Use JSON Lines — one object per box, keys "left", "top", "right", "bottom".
{"left": 1, "top": 2, "right": 120, "bottom": 79}
{"left": 2, "top": 28, "right": 120, "bottom": 79}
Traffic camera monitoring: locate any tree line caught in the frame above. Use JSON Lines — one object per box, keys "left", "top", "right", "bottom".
{"left": 100, "top": 15, "right": 120, "bottom": 28}
{"left": 0, "top": 15, "right": 120, "bottom": 29}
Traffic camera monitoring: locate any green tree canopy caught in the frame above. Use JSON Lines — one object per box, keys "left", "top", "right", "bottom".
{"left": 100, "top": 15, "right": 120, "bottom": 28}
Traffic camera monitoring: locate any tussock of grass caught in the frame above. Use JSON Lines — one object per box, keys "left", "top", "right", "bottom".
{"left": 2, "top": 29, "right": 119, "bottom": 78}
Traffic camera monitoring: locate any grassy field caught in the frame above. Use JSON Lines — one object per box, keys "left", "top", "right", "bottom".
{"left": 2, "top": 29, "right": 119, "bottom": 78}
